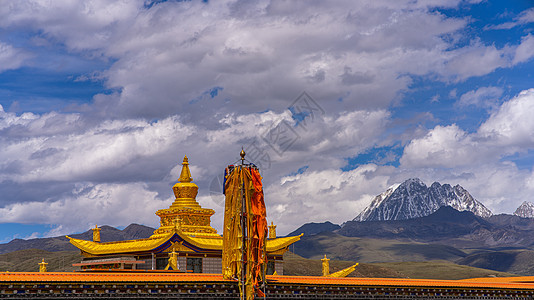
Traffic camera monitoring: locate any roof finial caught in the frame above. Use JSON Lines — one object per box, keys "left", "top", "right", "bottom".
{"left": 178, "top": 155, "right": 192, "bottom": 183}
{"left": 268, "top": 221, "right": 277, "bottom": 239}
{"left": 92, "top": 224, "right": 101, "bottom": 242}
{"left": 321, "top": 254, "right": 330, "bottom": 276}
{"left": 240, "top": 147, "right": 245, "bottom": 164}
{"left": 39, "top": 258, "right": 48, "bottom": 273}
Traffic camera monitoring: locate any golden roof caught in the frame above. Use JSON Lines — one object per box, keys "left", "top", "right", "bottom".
{"left": 67, "top": 231, "right": 302, "bottom": 255}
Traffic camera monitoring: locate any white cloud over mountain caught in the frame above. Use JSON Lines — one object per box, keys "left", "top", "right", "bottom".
{"left": 401, "top": 89, "right": 534, "bottom": 215}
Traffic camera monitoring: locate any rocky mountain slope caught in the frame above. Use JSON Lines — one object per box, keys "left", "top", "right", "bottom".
{"left": 514, "top": 201, "right": 534, "bottom": 218}
{"left": 354, "top": 178, "right": 492, "bottom": 221}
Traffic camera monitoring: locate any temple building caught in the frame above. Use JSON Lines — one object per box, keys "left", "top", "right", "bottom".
{"left": 67, "top": 156, "right": 301, "bottom": 274}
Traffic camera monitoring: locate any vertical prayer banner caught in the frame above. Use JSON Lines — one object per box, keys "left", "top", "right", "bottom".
{"left": 222, "top": 163, "right": 267, "bottom": 300}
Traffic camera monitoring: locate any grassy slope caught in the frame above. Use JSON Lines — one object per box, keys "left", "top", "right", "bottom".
{"left": 283, "top": 252, "right": 516, "bottom": 280}
{"left": 0, "top": 249, "right": 80, "bottom": 272}
{"left": 294, "top": 233, "right": 467, "bottom": 263}
{"left": 458, "top": 249, "right": 534, "bottom": 275}
{"left": 373, "top": 260, "right": 516, "bottom": 280}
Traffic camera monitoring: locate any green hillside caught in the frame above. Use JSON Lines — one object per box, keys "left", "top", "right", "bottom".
{"left": 283, "top": 252, "right": 517, "bottom": 280}
{"left": 294, "top": 233, "right": 468, "bottom": 262}
{"left": 458, "top": 250, "right": 534, "bottom": 275}
{"left": 373, "top": 260, "right": 516, "bottom": 280}
{"left": 0, "top": 249, "right": 79, "bottom": 272}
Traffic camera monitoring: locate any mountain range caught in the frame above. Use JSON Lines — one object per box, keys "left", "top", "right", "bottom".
{"left": 285, "top": 178, "right": 534, "bottom": 275}
{"left": 290, "top": 207, "right": 534, "bottom": 274}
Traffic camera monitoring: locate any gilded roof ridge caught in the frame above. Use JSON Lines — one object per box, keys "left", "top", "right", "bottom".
{"left": 66, "top": 232, "right": 171, "bottom": 245}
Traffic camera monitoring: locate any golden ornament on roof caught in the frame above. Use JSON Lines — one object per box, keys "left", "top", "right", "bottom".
{"left": 171, "top": 155, "right": 200, "bottom": 208}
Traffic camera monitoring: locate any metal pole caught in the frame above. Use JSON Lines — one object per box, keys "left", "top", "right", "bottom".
{"left": 242, "top": 169, "right": 247, "bottom": 300}
{"left": 240, "top": 148, "right": 247, "bottom": 300}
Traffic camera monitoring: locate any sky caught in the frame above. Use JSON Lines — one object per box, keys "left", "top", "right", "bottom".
{"left": 0, "top": 0, "right": 533, "bottom": 241}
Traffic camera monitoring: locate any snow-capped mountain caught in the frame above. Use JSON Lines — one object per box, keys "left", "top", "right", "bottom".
{"left": 514, "top": 201, "right": 534, "bottom": 218}
{"left": 354, "top": 178, "right": 492, "bottom": 221}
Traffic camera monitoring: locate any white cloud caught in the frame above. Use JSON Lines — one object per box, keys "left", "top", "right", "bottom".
{"left": 518, "top": 7, "right": 534, "bottom": 24}
{"left": 0, "top": 1, "right": 141, "bottom": 52}
{"left": 0, "top": 42, "right": 30, "bottom": 72}
{"left": 0, "top": 0, "right": 473, "bottom": 118}
{"left": 400, "top": 124, "right": 480, "bottom": 168}
{"left": 265, "top": 164, "right": 395, "bottom": 234}
{"left": 457, "top": 86, "right": 503, "bottom": 109}
{"left": 445, "top": 42, "right": 511, "bottom": 81}
{"left": 478, "top": 88, "right": 534, "bottom": 148}
{"left": 513, "top": 34, "right": 534, "bottom": 65}
{"left": 402, "top": 89, "right": 534, "bottom": 169}
{"left": 0, "top": 114, "right": 195, "bottom": 183}
{"left": 0, "top": 105, "right": 390, "bottom": 235}
{"left": 0, "top": 182, "right": 168, "bottom": 235}
{"left": 487, "top": 7, "right": 534, "bottom": 30}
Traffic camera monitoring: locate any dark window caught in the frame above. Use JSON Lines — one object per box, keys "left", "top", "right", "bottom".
{"left": 156, "top": 258, "right": 167, "bottom": 270}
{"left": 187, "top": 257, "right": 202, "bottom": 273}
{"left": 266, "top": 260, "right": 275, "bottom": 275}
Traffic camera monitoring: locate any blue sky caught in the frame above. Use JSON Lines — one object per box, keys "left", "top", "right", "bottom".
{"left": 0, "top": 0, "right": 533, "bottom": 240}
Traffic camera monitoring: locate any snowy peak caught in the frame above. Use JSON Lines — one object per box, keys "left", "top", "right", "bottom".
{"left": 354, "top": 178, "right": 492, "bottom": 221}
{"left": 354, "top": 183, "right": 400, "bottom": 222}
{"left": 514, "top": 201, "right": 534, "bottom": 218}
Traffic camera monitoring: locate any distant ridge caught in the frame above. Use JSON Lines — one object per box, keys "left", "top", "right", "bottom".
{"left": 287, "top": 221, "right": 340, "bottom": 237}
{"left": 354, "top": 178, "right": 492, "bottom": 221}
{"left": 0, "top": 224, "right": 155, "bottom": 254}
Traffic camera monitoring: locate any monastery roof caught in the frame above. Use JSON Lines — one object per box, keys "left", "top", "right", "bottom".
{"left": 67, "top": 230, "right": 302, "bottom": 255}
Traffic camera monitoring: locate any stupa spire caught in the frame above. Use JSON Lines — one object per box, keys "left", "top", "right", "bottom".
{"left": 170, "top": 155, "right": 200, "bottom": 209}
{"left": 152, "top": 154, "right": 218, "bottom": 238}
{"left": 178, "top": 155, "right": 192, "bottom": 183}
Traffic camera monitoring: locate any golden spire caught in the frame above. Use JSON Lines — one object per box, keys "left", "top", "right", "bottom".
{"left": 171, "top": 155, "right": 200, "bottom": 208}
{"left": 178, "top": 155, "right": 192, "bottom": 183}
